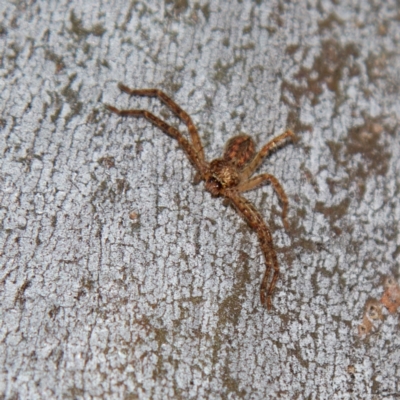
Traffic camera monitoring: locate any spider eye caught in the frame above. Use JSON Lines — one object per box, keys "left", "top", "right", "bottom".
{"left": 205, "top": 178, "right": 221, "bottom": 196}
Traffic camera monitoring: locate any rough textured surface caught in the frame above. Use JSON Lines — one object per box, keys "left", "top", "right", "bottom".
{"left": 1, "top": 1, "right": 399, "bottom": 399}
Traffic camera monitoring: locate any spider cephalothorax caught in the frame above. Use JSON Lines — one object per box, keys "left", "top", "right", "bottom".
{"left": 107, "top": 83, "right": 294, "bottom": 310}
{"left": 206, "top": 159, "right": 240, "bottom": 194}
{"left": 206, "top": 135, "right": 255, "bottom": 193}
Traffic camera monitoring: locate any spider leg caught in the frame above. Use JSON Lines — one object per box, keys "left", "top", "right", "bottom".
{"left": 236, "top": 173, "right": 289, "bottom": 230}
{"left": 106, "top": 105, "right": 205, "bottom": 174}
{"left": 117, "top": 84, "right": 205, "bottom": 163}
{"left": 225, "top": 191, "right": 280, "bottom": 310}
{"left": 241, "top": 129, "right": 294, "bottom": 181}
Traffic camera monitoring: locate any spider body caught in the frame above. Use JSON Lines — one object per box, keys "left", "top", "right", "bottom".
{"left": 107, "top": 83, "right": 294, "bottom": 310}
{"left": 205, "top": 135, "right": 255, "bottom": 195}
{"left": 224, "top": 135, "right": 256, "bottom": 168}
{"left": 206, "top": 158, "right": 240, "bottom": 194}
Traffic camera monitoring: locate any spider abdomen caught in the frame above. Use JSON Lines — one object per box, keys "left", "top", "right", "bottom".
{"left": 223, "top": 135, "right": 255, "bottom": 168}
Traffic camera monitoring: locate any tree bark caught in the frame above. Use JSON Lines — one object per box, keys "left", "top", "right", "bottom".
{"left": 1, "top": 1, "right": 399, "bottom": 398}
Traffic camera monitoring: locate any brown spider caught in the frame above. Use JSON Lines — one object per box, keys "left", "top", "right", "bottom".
{"left": 106, "top": 83, "right": 294, "bottom": 310}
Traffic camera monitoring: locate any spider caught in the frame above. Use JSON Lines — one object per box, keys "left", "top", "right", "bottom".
{"left": 106, "top": 83, "right": 294, "bottom": 310}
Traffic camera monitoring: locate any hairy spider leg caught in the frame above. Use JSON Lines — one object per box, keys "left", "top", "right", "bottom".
{"left": 117, "top": 84, "right": 205, "bottom": 163}
{"left": 226, "top": 192, "right": 279, "bottom": 310}
{"left": 240, "top": 129, "right": 294, "bottom": 181}
{"left": 106, "top": 106, "right": 205, "bottom": 174}
{"left": 236, "top": 173, "right": 289, "bottom": 230}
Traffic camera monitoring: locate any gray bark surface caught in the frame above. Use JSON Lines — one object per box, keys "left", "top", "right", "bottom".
{"left": 1, "top": 1, "right": 399, "bottom": 399}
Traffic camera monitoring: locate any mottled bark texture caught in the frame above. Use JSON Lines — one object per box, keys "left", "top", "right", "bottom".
{"left": 1, "top": 1, "right": 399, "bottom": 399}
